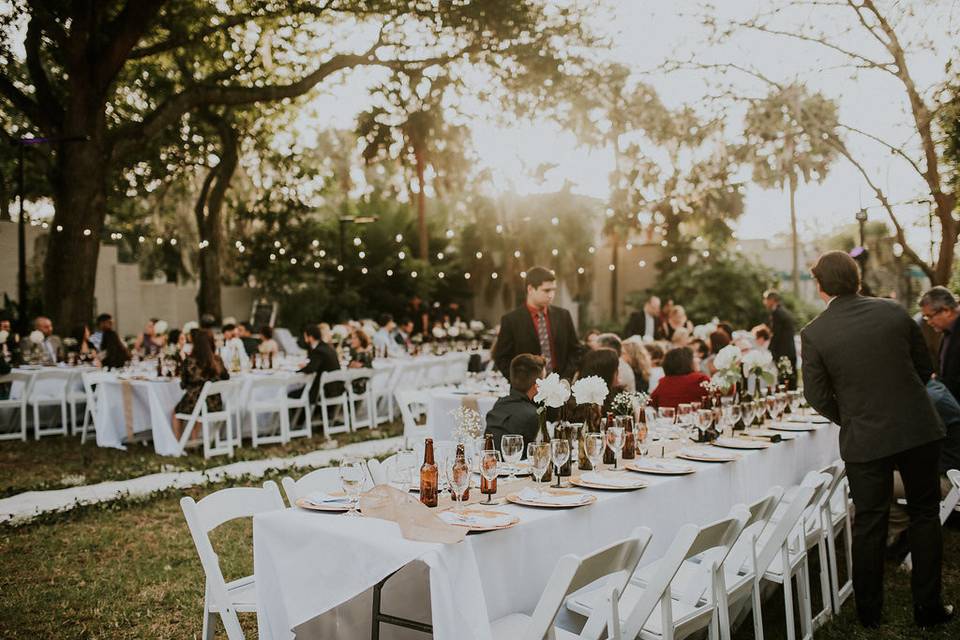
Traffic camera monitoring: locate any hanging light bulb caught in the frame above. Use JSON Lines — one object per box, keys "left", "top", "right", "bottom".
{"left": 513, "top": 250, "right": 521, "bottom": 258}
{"left": 290, "top": 258, "right": 297, "bottom": 265}
{"left": 520, "top": 271, "right": 527, "bottom": 278}
{"left": 318, "top": 250, "right": 326, "bottom": 258}
{"left": 395, "top": 233, "right": 403, "bottom": 243}
{"left": 438, "top": 271, "right": 445, "bottom": 279}
{"left": 475, "top": 251, "right": 483, "bottom": 259}
{"left": 358, "top": 251, "right": 366, "bottom": 259}
{"left": 337, "top": 264, "right": 344, "bottom": 272}
{"left": 387, "top": 269, "right": 394, "bottom": 276}
{"left": 353, "top": 236, "right": 361, "bottom": 246}
{"left": 445, "top": 229, "right": 454, "bottom": 239}
{"left": 411, "top": 270, "right": 418, "bottom": 278}
{"left": 464, "top": 272, "right": 471, "bottom": 280}
{"left": 491, "top": 272, "right": 499, "bottom": 279}
{"left": 313, "top": 262, "right": 320, "bottom": 269}
{"left": 608, "top": 264, "right": 616, "bottom": 271}
{"left": 398, "top": 251, "right": 406, "bottom": 260}
{"left": 638, "top": 260, "right": 647, "bottom": 268}
{"left": 312, "top": 239, "right": 319, "bottom": 247}
{"left": 660, "top": 240, "right": 668, "bottom": 247}
{"left": 361, "top": 266, "right": 368, "bottom": 274}
{"left": 83, "top": 229, "right": 92, "bottom": 236}
{"left": 274, "top": 240, "right": 281, "bottom": 248}
{"left": 577, "top": 266, "right": 585, "bottom": 274}
{"left": 436, "top": 252, "right": 444, "bottom": 260}
{"left": 495, "top": 224, "right": 503, "bottom": 234}
{"left": 670, "top": 255, "right": 678, "bottom": 263}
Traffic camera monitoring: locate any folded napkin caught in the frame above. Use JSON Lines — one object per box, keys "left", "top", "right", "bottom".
{"left": 581, "top": 471, "right": 644, "bottom": 488}
{"left": 788, "top": 416, "right": 830, "bottom": 424}
{"left": 303, "top": 492, "right": 355, "bottom": 506}
{"left": 633, "top": 459, "right": 693, "bottom": 472}
{"left": 714, "top": 437, "right": 767, "bottom": 449}
{"left": 438, "top": 510, "right": 515, "bottom": 528}
{"left": 517, "top": 487, "right": 589, "bottom": 505}
{"left": 359, "top": 485, "right": 466, "bottom": 544}
{"left": 678, "top": 448, "right": 733, "bottom": 460}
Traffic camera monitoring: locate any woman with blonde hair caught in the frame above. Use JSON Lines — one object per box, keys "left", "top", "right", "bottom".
{"left": 622, "top": 337, "right": 653, "bottom": 393}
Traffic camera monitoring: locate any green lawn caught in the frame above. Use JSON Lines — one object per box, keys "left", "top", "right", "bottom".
{"left": 1, "top": 480, "right": 957, "bottom": 639}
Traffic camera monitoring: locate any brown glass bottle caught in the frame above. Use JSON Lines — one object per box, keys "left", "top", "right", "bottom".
{"left": 480, "top": 433, "right": 497, "bottom": 498}
{"left": 453, "top": 443, "right": 470, "bottom": 501}
{"left": 420, "top": 438, "right": 438, "bottom": 507}
{"left": 622, "top": 415, "right": 636, "bottom": 460}
{"left": 535, "top": 409, "right": 552, "bottom": 482}
{"left": 602, "top": 412, "right": 616, "bottom": 465}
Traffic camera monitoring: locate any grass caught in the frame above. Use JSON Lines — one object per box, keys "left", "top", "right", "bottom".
{"left": 1, "top": 483, "right": 958, "bottom": 640}
{"left": 0, "top": 419, "right": 402, "bottom": 499}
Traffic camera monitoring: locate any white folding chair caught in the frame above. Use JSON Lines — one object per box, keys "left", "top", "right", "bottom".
{"left": 180, "top": 480, "right": 285, "bottom": 640}
{"left": 26, "top": 369, "right": 72, "bottom": 438}
{"left": 821, "top": 461, "right": 854, "bottom": 614}
{"left": 370, "top": 364, "right": 396, "bottom": 425}
{"left": 346, "top": 369, "right": 376, "bottom": 431}
{"left": 316, "top": 370, "right": 350, "bottom": 437}
{"left": 490, "top": 527, "right": 653, "bottom": 640}
{"left": 285, "top": 373, "right": 314, "bottom": 440}
{"left": 246, "top": 376, "right": 292, "bottom": 448}
{"left": 568, "top": 509, "right": 749, "bottom": 640}
{"left": 280, "top": 466, "right": 371, "bottom": 506}
{"left": 66, "top": 370, "right": 89, "bottom": 435}
{"left": 395, "top": 390, "right": 431, "bottom": 449}
{"left": 176, "top": 379, "right": 240, "bottom": 459}
{"left": 77, "top": 370, "right": 113, "bottom": 444}
{"left": 0, "top": 372, "right": 30, "bottom": 441}
{"left": 901, "top": 466, "right": 960, "bottom": 572}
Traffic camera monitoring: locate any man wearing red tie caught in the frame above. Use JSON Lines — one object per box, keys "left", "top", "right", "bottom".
{"left": 493, "top": 267, "right": 583, "bottom": 380}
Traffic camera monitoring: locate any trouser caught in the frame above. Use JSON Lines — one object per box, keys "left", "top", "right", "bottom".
{"left": 888, "top": 473, "right": 952, "bottom": 544}
{"left": 845, "top": 439, "right": 944, "bottom": 622}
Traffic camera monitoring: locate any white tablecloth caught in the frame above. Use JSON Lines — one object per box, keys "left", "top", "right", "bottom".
{"left": 254, "top": 424, "right": 841, "bottom": 640}
{"left": 425, "top": 389, "right": 500, "bottom": 442}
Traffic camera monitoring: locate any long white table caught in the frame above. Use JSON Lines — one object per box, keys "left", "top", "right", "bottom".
{"left": 253, "top": 423, "right": 841, "bottom": 640}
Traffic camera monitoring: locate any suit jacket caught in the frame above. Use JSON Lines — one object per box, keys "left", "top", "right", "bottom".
{"left": 484, "top": 388, "right": 539, "bottom": 452}
{"left": 769, "top": 305, "right": 797, "bottom": 365}
{"left": 19, "top": 334, "right": 63, "bottom": 364}
{"left": 937, "top": 315, "right": 960, "bottom": 403}
{"left": 622, "top": 311, "right": 663, "bottom": 341}
{"left": 298, "top": 341, "right": 341, "bottom": 402}
{"left": 493, "top": 305, "right": 582, "bottom": 379}
{"left": 801, "top": 294, "right": 944, "bottom": 463}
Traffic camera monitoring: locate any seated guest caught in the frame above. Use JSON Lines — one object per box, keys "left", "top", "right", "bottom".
{"left": 664, "top": 305, "right": 693, "bottom": 341}
{"left": 219, "top": 323, "right": 250, "bottom": 370}
{"left": 99, "top": 329, "right": 131, "bottom": 369}
{"left": 644, "top": 343, "right": 666, "bottom": 391}
{"left": 238, "top": 322, "right": 260, "bottom": 356}
{"left": 622, "top": 337, "right": 653, "bottom": 393}
{"left": 567, "top": 347, "right": 621, "bottom": 416}
{"left": 347, "top": 328, "right": 374, "bottom": 368}
{"left": 690, "top": 338, "right": 710, "bottom": 375}
{"left": 374, "top": 313, "right": 402, "bottom": 357}
{"left": 172, "top": 330, "right": 229, "bottom": 440}
{"left": 751, "top": 324, "right": 772, "bottom": 351}
{"left": 133, "top": 319, "right": 164, "bottom": 356}
{"left": 484, "top": 354, "right": 546, "bottom": 453}
{"left": 67, "top": 324, "right": 94, "bottom": 362}
{"left": 597, "top": 332, "right": 636, "bottom": 392}
{"left": 298, "top": 324, "right": 341, "bottom": 402}
{"left": 90, "top": 313, "right": 113, "bottom": 350}
{"left": 584, "top": 329, "right": 601, "bottom": 350}
{"left": 20, "top": 316, "right": 63, "bottom": 364}
{"left": 704, "top": 330, "right": 731, "bottom": 374}
{"left": 394, "top": 317, "right": 414, "bottom": 351}
{"left": 258, "top": 326, "right": 280, "bottom": 357}
{"left": 649, "top": 346, "right": 711, "bottom": 409}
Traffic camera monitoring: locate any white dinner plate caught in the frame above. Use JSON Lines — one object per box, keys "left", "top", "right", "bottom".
{"left": 769, "top": 421, "right": 821, "bottom": 432}
{"left": 712, "top": 437, "right": 770, "bottom": 450}
{"left": 626, "top": 460, "right": 697, "bottom": 475}
{"left": 507, "top": 489, "right": 596, "bottom": 508}
{"left": 438, "top": 509, "right": 519, "bottom": 532}
{"left": 570, "top": 472, "right": 647, "bottom": 491}
{"left": 676, "top": 448, "right": 739, "bottom": 463}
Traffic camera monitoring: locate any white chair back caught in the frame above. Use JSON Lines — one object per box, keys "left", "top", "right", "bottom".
{"left": 345, "top": 369, "right": 376, "bottom": 430}
{"left": 281, "top": 467, "right": 346, "bottom": 505}
{"left": 26, "top": 369, "right": 73, "bottom": 437}
{"left": 180, "top": 480, "right": 285, "bottom": 640}
{"left": 396, "top": 389, "right": 431, "bottom": 447}
{"left": 0, "top": 371, "right": 31, "bottom": 441}
{"left": 78, "top": 370, "right": 114, "bottom": 443}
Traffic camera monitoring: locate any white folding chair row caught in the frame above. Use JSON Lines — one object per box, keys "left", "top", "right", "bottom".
{"left": 181, "top": 480, "right": 285, "bottom": 640}
{"left": 347, "top": 369, "right": 376, "bottom": 431}
{"left": 821, "top": 461, "right": 854, "bottom": 614}
{"left": 316, "top": 369, "right": 351, "bottom": 436}
{"left": 77, "top": 370, "right": 113, "bottom": 444}
{"left": 26, "top": 369, "right": 75, "bottom": 439}
{"left": 0, "top": 371, "right": 30, "bottom": 441}
{"left": 175, "top": 379, "right": 242, "bottom": 459}
{"left": 370, "top": 364, "right": 398, "bottom": 424}
{"left": 567, "top": 507, "right": 750, "bottom": 640}
{"left": 902, "top": 465, "right": 960, "bottom": 573}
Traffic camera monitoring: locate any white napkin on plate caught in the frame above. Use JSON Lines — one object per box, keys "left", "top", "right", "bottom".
{"left": 517, "top": 487, "right": 589, "bottom": 505}
{"left": 303, "top": 492, "right": 354, "bottom": 506}
{"left": 634, "top": 459, "right": 692, "bottom": 472}
{"left": 438, "top": 510, "right": 514, "bottom": 527}
{"left": 679, "top": 448, "right": 733, "bottom": 460}
{"left": 581, "top": 471, "right": 643, "bottom": 488}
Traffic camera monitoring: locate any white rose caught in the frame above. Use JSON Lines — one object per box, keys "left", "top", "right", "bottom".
{"left": 534, "top": 372, "right": 571, "bottom": 408}
{"left": 692, "top": 322, "right": 717, "bottom": 342}
{"left": 469, "top": 320, "right": 485, "bottom": 332}
{"left": 447, "top": 325, "right": 460, "bottom": 338}
{"left": 572, "top": 375, "right": 609, "bottom": 406}
{"left": 713, "top": 344, "right": 741, "bottom": 371}
{"left": 153, "top": 320, "right": 168, "bottom": 335}
{"left": 29, "top": 330, "right": 44, "bottom": 345}
{"left": 182, "top": 321, "right": 199, "bottom": 333}
{"left": 331, "top": 325, "right": 349, "bottom": 340}
{"left": 432, "top": 326, "right": 447, "bottom": 339}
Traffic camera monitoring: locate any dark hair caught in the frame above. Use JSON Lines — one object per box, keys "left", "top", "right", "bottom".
{"left": 596, "top": 332, "right": 623, "bottom": 356}
{"left": 509, "top": 354, "right": 545, "bottom": 393}
{"left": 240, "top": 321, "right": 253, "bottom": 332}
{"left": 95, "top": 313, "right": 112, "bottom": 324}
{"left": 919, "top": 286, "right": 958, "bottom": 312}
{"left": 663, "top": 346, "right": 695, "bottom": 376}
{"left": 304, "top": 324, "right": 322, "bottom": 342}
{"left": 190, "top": 330, "right": 222, "bottom": 377}
{"left": 690, "top": 338, "right": 709, "bottom": 359}
{"left": 398, "top": 317, "right": 413, "bottom": 327}
{"left": 752, "top": 325, "right": 771, "bottom": 342}
{"left": 578, "top": 348, "right": 619, "bottom": 390}
{"left": 709, "top": 330, "right": 730, "bottom": 355}
{"left": 644, "top": 343, "right": 665, "bottom": 365}
{"left": 525, "top": 266, "right": 556, "bottom": 290}
{"left": 260, "top": 325, "right": 274, "bottom": 339}
{"left": 717, "top": 323, "right": 734, "bottom": 340}
{"left": 811, "top": 251, "right": 861, "bottom": 296}
{"left": 222, "top": 323, "right": 236, "bottom": 333}
{"left": 379, "top": 313, "right": 394, "bottom": 326}
{"left": 69, "top": 323, "right": 89, "bottom": 345}
{"left": 199, "top": 313, "right": 216, "bottom": 329}
{"left": 167, "top": 329, "right": 181, "bottom": 345}
{"left": 351, "top": 328, "right": 370, "bottom": 349}
{"left": 100, "top": 329, "right": 130, "bottom": 369}
{"left": 763, "top": 289, "right": 782, "bottom": 303}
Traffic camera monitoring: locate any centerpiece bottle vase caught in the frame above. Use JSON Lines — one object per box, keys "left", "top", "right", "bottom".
{"left": 602, "top": 412, "right": 616, "bottom": 466}
{"left": 453, "top": 444, "right": 469, "bottom": 501}
{"left": 621, "top": 415, "right": 636, "bottom": 460}
{"left": 535, "top": 409, "right": 552, "bottom": 483}
{"left": 578, "top": 405, "right": 601, "bottom": 471}
{"left": 420, "top": 438, "right": 438, "bottom": 507}
{"left": 735, "top": 373, "right": 751, "bottom": 431}
{"left": 480, "top": 433, "right": 497, "bottom": 499}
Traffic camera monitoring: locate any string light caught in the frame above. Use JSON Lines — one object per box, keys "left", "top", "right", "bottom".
{"left": 336, "top": 264, "right": 344, "bottom": 272}
{"left": 551, "top": 248, "right": 559, "bottom": 256}
{"left": 353, "top": 237, "right": 361, "bottom": 246}
{"left": 670, "top": 255, "right": 678, "bottom": 263}
{"left": 495, "top": 224, "right": 503, "bottom": 234}
{"left": 41, "top": 222, "right": 48, "bottom": 229}
{"left": 138, "top": 235, "right": 145, "bottom": 243}
{"left": 464, "top": 272, "right": 471, "bottom": 280}
{"left": 608, "top": 264, "right": 616, "bottom": 271}
{"left": 156, "top": 238, "right": 163, "bottom": 245}
{"left": 318, "top": 249, "right": 326, "bottom": 258}
{"left": 702, "top": 250, "right": 710, "bottom": 258}
{"left": 436, "top": 252, "right": 444, "bottom": 260}
{"left": 577, "top": 266, "right": 585, "bottom": 274}
{"left": 83, "top": 229, "right": 91, "bottom": 236}
{"left": 475, "top": 251, "right": 483, "bottom": 259}
{"left": 312, "top": 239, "right": 320, "bottom": 247}
{"left": 169, "top": 238, "right": 177, "bottom": 246}
{"left": 520, "top": 271, "right": 527, "bottom": 278}
{"left": 625, "top": 242, "right": 633, "bottom": 250}
{"left": 491, "top": 272, "right": 498, "bottom": 279}
{"left": 387, "top": 269, "right": 394, "bottom": 276}
{"left": 313, "top": 262, "right": 320, "bottom": 268}
{"left": 438, "top": 271, "right": 445, "bottom": 279}
{"left": 289, "top": 258, "right": 297, "bottom": 265}
{"left": 411, "top": 270, "right": 418, "bottom": 278}
{"left": 361, "top": 266, "right": 368, "bottom": 274}
{"left": 660, "top": 240, "right": 668, "bottom": 247}
{"left": 445, "top": 229, "right": 454, "bottom": 239}
{"left": 56, "top": 225, "right": 63, "bottom": 232}
{"left": 551, "top": 217, "right": 559, "bottom": 225}
{"left": 588, "top": 246, "right": 596, "bottom": 254}
{"left": 278, "top": 248, "right": 285, "bottom": 255}
{"left": 358, "top": 250, "right": 366, "bottom": 259}
{"left": 638, "top": 260, "right": 647, "bottom": 268}
{"left": 395, "top": 233, "right": 403, "bottom": 242}
{"left": 270, "top": 253, "right": 276, "bottom": 260}
{"left": 513, "top": 250, "right": 521, "bottom": 258}
{"left": 398, "top": 251, "right": 406, "bottom": 259}
{"left": 274, "top": 241, "right": 281, "bottom": 248}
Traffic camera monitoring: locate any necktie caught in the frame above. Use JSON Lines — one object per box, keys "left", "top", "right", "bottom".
{"left": 536, "top": 311, "right": 553, "bottom": 373}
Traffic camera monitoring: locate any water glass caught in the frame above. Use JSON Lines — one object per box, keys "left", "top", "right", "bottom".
{"left": 501, "top": 434, "right": 524, "bottom": 481}
{"left": 389, "top": 450, "right": 415, "bottom": 492}
{"left": 584, "top": 432, "right": 605, "bottom": 471}
{"left": 339, "top": 456, "right": 366, "bottom": 517}
{"left": 480, "top": 450, "right": 500, "bottom": 504}
{"left": 728, "top": 404, "right": 742, "bottom": 434}
{"left": 550, "top": 438, "right": 570, "bottom": 488}
{"left": 605, "top": 425, "right": 624, "bottom": 470}
{"left": 450, "top": 456, "right": 471, "bottom": 512}
{"left": 527, "top": 442, "right": 551, "bottom": 496}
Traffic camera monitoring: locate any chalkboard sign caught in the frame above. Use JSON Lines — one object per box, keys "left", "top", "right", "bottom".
{"left": 250, "top": 301, "right": 277, "bottom": 329}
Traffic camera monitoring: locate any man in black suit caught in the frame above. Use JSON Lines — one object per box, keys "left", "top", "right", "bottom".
{"left": 763, "top": 289, "right": 797, "bottom": 389}
{"left": 485, "top": 354, "right": 544, "bottom": 453}
{"left": 297, "top": 324, "right": 341, "bottom": 403}
{"left": 919, "top": 286, "right": 960, "bottom": 403}
{"left": 802, "top": 251, "right": 950, "bottom": 629}
{"left": 493, "top": 266, "right": 583, "bottom": 380}
{"left": 622, "top": 296, "right": 663, "bottom": 341}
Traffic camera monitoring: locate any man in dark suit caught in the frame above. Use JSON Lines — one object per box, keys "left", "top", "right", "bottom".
{"left": 297, "top": 324, "right": 341, "bottom": 403}
{"left": 622, "top": 296, "right": 664, "bottom": 341}
{"left": 763, "top": 289, "right": 797, "bottom": 389}
{"left": 919, "top": 286, "right": 960, "bottom": 403}
{"left": 802, "top": 251, "right": 950, "bottom": 629}
{"left": 485, "top": 354, "right": 544, "bottom": 453}
{"left": 493, "top": 266, "right": 583, "bottom": 380}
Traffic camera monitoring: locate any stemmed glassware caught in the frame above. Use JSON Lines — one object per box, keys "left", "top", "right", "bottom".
{"left": 527, "top": 442, "right": 551, "bottom": 496}
{"left": 550, "top": 438, "right": 570, "bottom": 488}
{"left": 450, "top": 454, "right": 471, "bottom": 513}
{"left": 585, "top": 433, "right": 605, "bottom": 471}
{"left": 605, "top": 424, "right": 624, "bottom": 469}
{"left": 339, "top": 456, "right": 365, "bottom": 517}
{"left": 727, "top": 404, "right": 742, "bottom": 436}
{"left": 657, "top": 407, "right": 677, "bottom": 439}
{"left": 741, "top": 401, "right": 756, "bottom": 430}
{"left": 677, "top": 403, "right": 693, "bottom": 433}
{"left": 501, "top": 435, "right": 524, "bottom": 482}
{"left": 695, "top": 409, "right": 713, "bottom": 441}
{"left": 389, "top": 450, "right": 416, "bottom": 493}
{"left": 436, "top": 442, "right": 454, "bottom": 500}
{"left": 480, "top": 449, "right": 499, "bottom": 504}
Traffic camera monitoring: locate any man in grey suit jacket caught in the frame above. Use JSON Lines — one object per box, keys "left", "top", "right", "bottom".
{"left": 801, "top": 251, "right": 951, "bottom": 629}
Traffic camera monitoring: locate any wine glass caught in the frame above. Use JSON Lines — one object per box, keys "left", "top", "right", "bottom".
{"left": 676, "top": 403, "right": 693, "bottom": 432}
{"left": 634, "top": 418, "right": 649, "bottom": 457}
{"left": 435, "top": 442, "right": 454, "bottom": 499}
{"left": 695, "top": 409, "right": 713, "bottom": 441}
{"left": 728, "top": 404, "right": 742, "bottom": 435}
{"left": 741, "top": 401, "right": 756, "bottom": 430}
{"left": 339, "top": 456, "right": 365, "bottom": 517}
{"left": 765, "top": 395, "right": 776, "bottom": 421}
{"left": 550, "top": 438, "right": 570, "bottom": 488}
{"left": 480, "top": 450, "right": 499, "bottom": 504}
{"left": 776, "top": 393, "right": 788, "bottom": 420}
{"left": 753, "top": 399, "right": 765, "bottom": 425}
{"left": 450, "top": 455, "right": 471, "bottom": 513}
{"left": 527, "top": 442, "right": 550, "bottom": 496}
{"left": 501, "top": 434, "right": 524, "bottom": 481}
{"left": 389, "top": 450, "right": 415, "bottom": 492}
{"left": 657, "top": 407, "right": 676, "bottom": 439}
{"left": 605, "top": 425, "right": 624, "bottom": 470}
{"left": 585, "top": 432, "right": 605, "bottom": 472}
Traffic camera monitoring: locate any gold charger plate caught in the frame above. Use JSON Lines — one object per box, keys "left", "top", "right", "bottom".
{"left": 676, "top": 449, "right": 739, "bottom": 463}
{"left": 295, "top": 493, "right": 356, "bottom": 512}
{"left": 506, "top": 488, "right": 597, "bottom": 508}
{"left": 625, "top": 460, "right": 697, "bottom": 475}
{"left": 439, "top": 509, "right": 519, "bottom": 532}
{"left": 570, "top": 473, "right": 647, "bottom": 491}
{"left": 712, "top": 437, "right": 770, "bottom": 450}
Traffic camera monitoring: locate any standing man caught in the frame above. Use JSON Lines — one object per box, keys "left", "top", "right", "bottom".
{"left": 622, "top": 296, "right": 663, "bottom": 341}
{"left": 763, "top": 289, "right": 797, "bottom": 389}
{"left": 918, "top": 286, "right": 960, "bottom": 403}
{"left": 298, "top": 324, "right": 341, "bottom": 403}
{"left": 801, "top": 251, "right": 950, "bottom": 629}
{"left": 493, "top": 267, "right": 582, "bottom": 380}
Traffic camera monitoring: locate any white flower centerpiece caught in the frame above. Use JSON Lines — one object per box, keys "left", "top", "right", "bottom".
{"left": 742, "top": 349, "right": 776, "bottom": 391}
{"left": 153, "top": 319, "right": 168, "bottom": 335}
{"left": 450, "top": 406, "right": 484, "bottom": 442}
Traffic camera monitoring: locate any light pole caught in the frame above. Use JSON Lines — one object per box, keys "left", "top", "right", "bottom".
{"left": 855, "top": 208, "right": 867, "bottom": 247}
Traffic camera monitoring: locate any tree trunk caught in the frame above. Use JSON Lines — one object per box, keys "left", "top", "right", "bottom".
{"left": 610, "top": 231, "right": 619, "bottom": 322}
{"left": 414, "top": 145, "right": 428, "bottom": 262}
{"left": 788, "top": 172, "right": 799, "bottom": 296}
{"left": 0, "top": 168, "right": 10, "bottom": 221}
